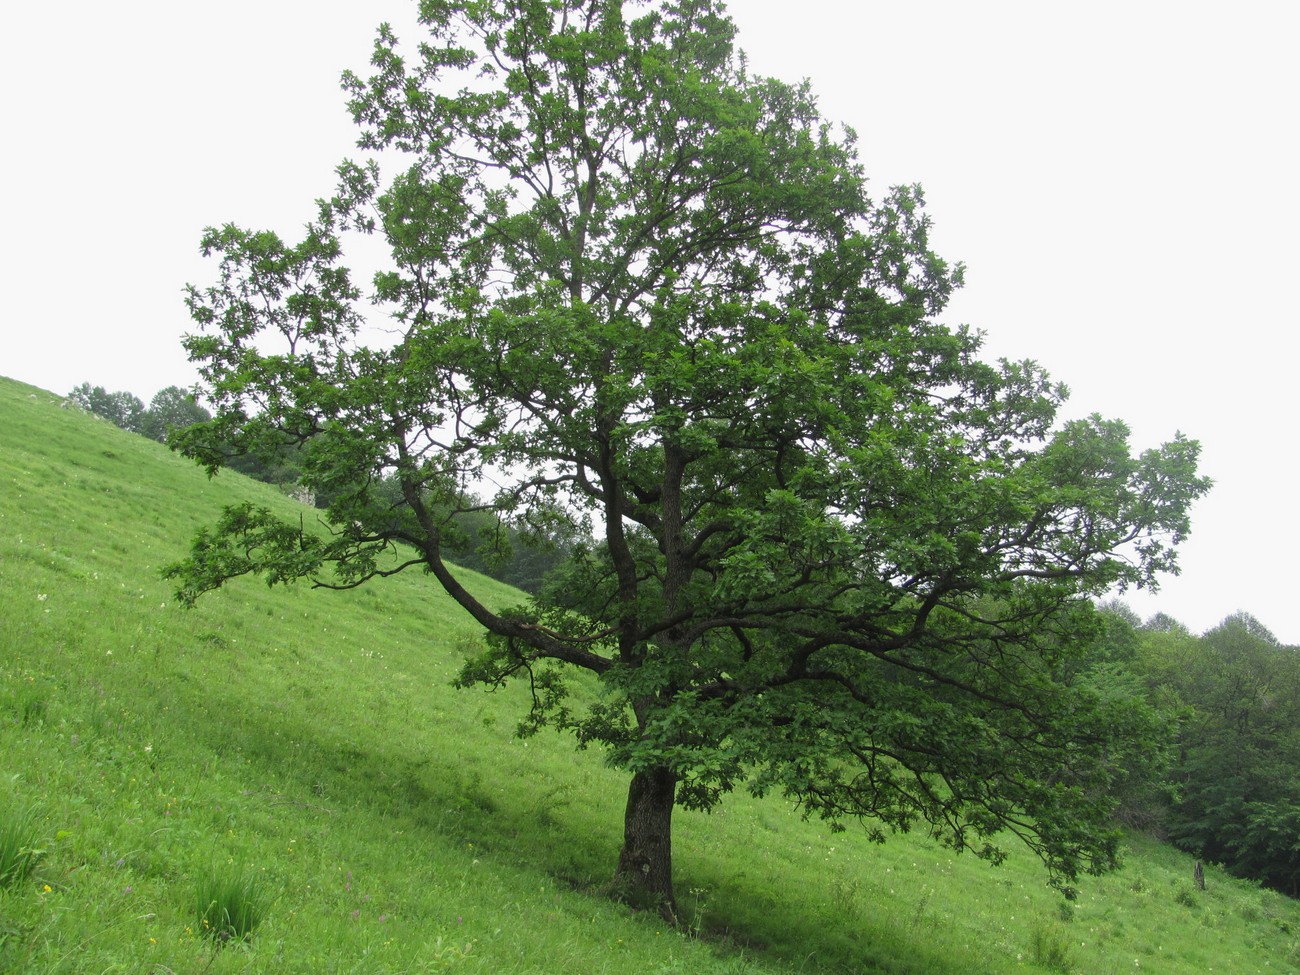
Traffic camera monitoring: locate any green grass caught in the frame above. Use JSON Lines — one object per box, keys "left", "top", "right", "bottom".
{"left": 194, "top": 862, "right": 273, "bottom": 943}
{"left": 1, "top": 373, "right": 1298, "bottom": 973}
{"left": 0, "top": 801, "right": 44, "bottom": 891}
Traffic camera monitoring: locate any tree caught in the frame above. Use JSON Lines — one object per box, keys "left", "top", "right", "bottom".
{"left": 168, "top": 0, "right": 1210, "bottom": 918}
{"left": 1157, "top": 614, "right": 1300, "bottom": 895}
{"left": 142, "top": 386, "right": 213, "bottom": 443}
{"left": 1081, "top": 602, "right": 1180, "bottom": 832}
{"left": 67, "top": 382, "right": 146, "bottom": 434}
{"left": 441, "top": 498, "right": 582, "bottom": 593}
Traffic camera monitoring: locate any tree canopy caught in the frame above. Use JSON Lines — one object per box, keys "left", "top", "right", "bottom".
{"left": 67, "top": 382, "right": 212, "bottom": 443}
{"left": 1154, "top": 613, "right": 1300, "bottom": 895}
{"left": 142, "top": 386, "right": 214, "bottom": 443}
{"left": 67, "top": 383, "right": 146, "bottom": 434}
{"left": 168, "top": 0, "right": 1210, "bottom": 917}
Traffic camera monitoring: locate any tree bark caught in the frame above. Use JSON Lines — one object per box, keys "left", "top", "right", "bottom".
{"left": 612, "top": 764, "right": 678, "bottom": 922}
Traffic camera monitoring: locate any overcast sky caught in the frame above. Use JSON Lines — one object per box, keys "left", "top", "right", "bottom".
{"left": 3, "top": 2, "right": 1296, "bottom": 641}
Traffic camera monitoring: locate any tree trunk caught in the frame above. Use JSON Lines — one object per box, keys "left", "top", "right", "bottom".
{"left": 612, "top": 764, "right": 678, "bottom": 922}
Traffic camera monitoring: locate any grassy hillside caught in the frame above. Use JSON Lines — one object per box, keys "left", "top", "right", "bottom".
{"left": 1, "top": 374, "right": 1296, "bottom": 974}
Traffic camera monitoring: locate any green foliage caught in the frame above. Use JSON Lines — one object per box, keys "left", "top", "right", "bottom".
{"left": 441, "top": 501, "right": 581, "bottom": 594}
{"left": 142, "top": 385, "right": 213, "bottom": 443}
{"left": 170, "top": 0, "right": 1209, "bottom": 909}
{"left": 1084, "top": 604, "right": 1183, "bottom": 831}
{"left": 0, "top": 802, "right": 44, "bottom": 890}
{"left": 1144, "top": 613, "right": 1300, "bottom": 896}
{"left": 67, "top": 380, "right": 211, "bottom": 444}
{"left": 66, "top": 381, "right": 146, "bottom": 433}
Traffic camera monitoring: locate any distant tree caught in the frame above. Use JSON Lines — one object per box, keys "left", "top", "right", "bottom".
{"left": 1092, "top": 600, "right": 1143, "bottom": 664}
{"left": 1161, "top": 614, "right": 1300, "bottom": 895}
{"left": 168, "top": 0, "right": 1210, "bottom": 917}
{"left": 1090, "top": 603, "right": 1180, "bottom": 831}
{"left": 1141, "top": 611, "right": 1190, "bottom": 634}
{"left": 218, "top": 441, "right": 308, "bottom": 491}
{"left": 142, "top": 386, "right": 213, "bottom": 443}
{"left": 67, "top": 383, "right": 146, "bottom": 434}
{"left": 441, "top": 499, "right": 581, "bottom": 594}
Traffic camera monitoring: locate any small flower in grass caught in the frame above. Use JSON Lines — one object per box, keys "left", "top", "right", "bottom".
{"left": 36, "top": 593, "right": 48, "bottom": 602}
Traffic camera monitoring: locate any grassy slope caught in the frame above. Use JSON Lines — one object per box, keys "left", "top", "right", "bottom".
{"left": 0, "top": 374, "right": 1296, "bottom": 974}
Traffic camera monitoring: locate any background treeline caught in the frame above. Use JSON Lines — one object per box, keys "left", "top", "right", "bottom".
{"left": 66, "top": 382, "right": 212, "bottom": 444}
{"left": 1103, "top": 604, "right": 1300, "bottom": 897}
{"left": 66, "top": 382, "right": 573, "bottom": 593}
{"left": 68, "top": 382, "right": 1300, "bottom": 898}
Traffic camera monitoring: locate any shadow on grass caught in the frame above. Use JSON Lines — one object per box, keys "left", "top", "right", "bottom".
{"left": 159, "top": 670, "right": 978, "bottom": 975}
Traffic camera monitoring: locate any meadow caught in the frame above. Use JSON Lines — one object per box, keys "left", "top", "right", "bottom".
{"left": 1, "top": 375, "right": 1296, "bottom": 973}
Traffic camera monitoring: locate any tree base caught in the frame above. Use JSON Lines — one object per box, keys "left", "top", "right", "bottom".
{"left": 611, "top": 765, "right": 679, "bottom": 923}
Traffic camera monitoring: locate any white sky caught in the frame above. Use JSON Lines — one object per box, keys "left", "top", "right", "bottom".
{"left": 3, "top": 1, "right": 1296, "bottom": 642}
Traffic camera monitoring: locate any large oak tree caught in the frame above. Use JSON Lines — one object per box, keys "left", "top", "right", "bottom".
{"left": 169, "top": 0, "right": 1210, "bottom": 918}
